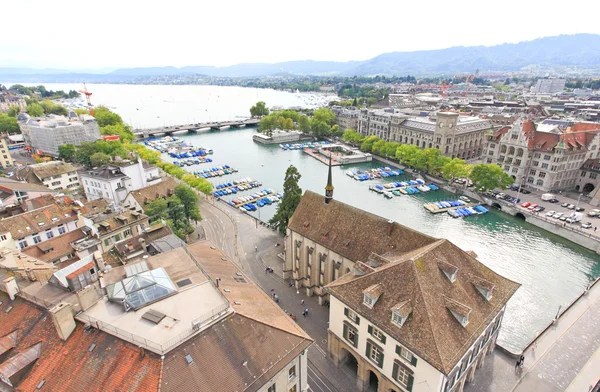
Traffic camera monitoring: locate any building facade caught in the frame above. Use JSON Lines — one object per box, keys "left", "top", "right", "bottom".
{"left": 18, "top": 114, "right": 101, "bottom": 157}
{"left": 484, "top": 119, "right": 600, "bottom": 191}
{"left": 15, "top": 161, "right": 80, "bottom": 191}
{"left": 358, "top": 110, "right": 492, "bottom": 160}
{"left": 332, "top": 106, "right": 360, "bottom": 130}
{"left": 533, "top": 79, "right": 566, "bottom": 94}
{"left": 0, "top": 138, "right": 14, "bottom": 169}
{"left": 80, "top": 159, "right": 162, "bottom": 206}
{"left": 77, "top": 209, "right": 150, "bottom": 253}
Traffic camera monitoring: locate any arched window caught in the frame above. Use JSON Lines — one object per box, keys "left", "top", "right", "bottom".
{"left": 410, "top": 138, "right": 414, "bottom": 144}
{"left": 516, "top": 148, "right": 524, "bottom": 157}
{"left": 422, "top": 141, "right": 426, "bottom": 148}
{"left": 508, "top": 146, "right": 515, "bottom": 155}
{"left": 501, "top": 145, "right": 507, "bottom": 153}
{"left": 536, "top": 179, "right": 544, "bottom": 186}
{"left": 445, "top": 146, "right": 449, "bottom": 154}
{"left": 527, "top": 177, "right": 534, "bottom": 184}
{"left": 429, "top": 143, "right": 432, "bottom": 148}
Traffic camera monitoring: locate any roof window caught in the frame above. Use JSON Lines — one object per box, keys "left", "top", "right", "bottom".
{"left": 362, "top": 284, "right": 382, "bottom": 308}
{"left": 438, "top": 260, "right": 458, "bottom": 283}
{"left": 391, "top": 300, "right": 412, "bottom": 328}
{"left": 471, "top": 275, "right": 495, "bottom": 301}
{"left": 444, "top": 296, "right": 471, "bottom": 327}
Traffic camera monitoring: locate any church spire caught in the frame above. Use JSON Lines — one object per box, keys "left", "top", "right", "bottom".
{"left": 325, "top": 152, "right": 334, "bottom": 204}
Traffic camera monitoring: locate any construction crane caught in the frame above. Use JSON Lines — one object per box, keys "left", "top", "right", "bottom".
{"left": 79, "top": 83, "right": 95, "bottom": 116}
{"left": 453, "top": 75, "right": 474, "bottom": 99}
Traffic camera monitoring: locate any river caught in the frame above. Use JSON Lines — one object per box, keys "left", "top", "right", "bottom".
{"left": 13, "top": 83, "right": 600, "bottom": 352}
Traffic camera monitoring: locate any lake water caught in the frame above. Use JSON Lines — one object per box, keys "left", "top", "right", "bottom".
{"left": 14, "top": 83, "right": 600, "bottom": 352}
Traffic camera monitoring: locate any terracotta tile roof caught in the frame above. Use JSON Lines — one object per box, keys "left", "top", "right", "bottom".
{"left": 522, "top": 120, "right": 600, "bottom": 152}
{"left": 161, "top": 313, "right": 312, "bottom": 392}
{"left": 325, "top": 239, "right": 520, "bottom": 375}
{"left": 0, "top": 293, "right": 161, "bottom": 392}
{"left": 492, "top": 126, "right": 510, "bottom": 140}
{"left": 128, "top": 177, "right": 178, "bottom": 207}
{"left": 288, "top": 190, "right": 437, "bottom": 262}
{"left": 92, "top": 210, "right": 148, "bottom": 236}
{"left": 0, "top": 330, "right": 17, "bottom": 356}
{"left": 65, "top": 261, "right": 94, "bottom": 280}
{"left": 21, "top": 229, "right": 85, "bottom": 263}
{"left": 0, "top": 199, "right": 107, "bottom": 240}
{"left": 0, "top": 179, "right": 56, "bottom": 194}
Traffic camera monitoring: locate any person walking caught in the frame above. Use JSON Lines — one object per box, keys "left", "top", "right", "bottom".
{"left": 302, "top": 310, "right": 306, "bottom": 317}
{"left": 520, "top": 355, "right": 525, "bottom": 366}
{"left": 515, "top": 358, "right": 521, "bottom": 371}
{"left": 304, "top": 308, "right": 309, "bottom": 316}
{"left": 301, "top": 299, "right": 305, "bottom": 305}
{"left": 595, "top": 227, "right": 597, "bottom": 232}
{"left": 255, "top": 246, "right": 258, "bottom": 252}
{"left": 274, "top": 294, "right": 279, "bottom": 303}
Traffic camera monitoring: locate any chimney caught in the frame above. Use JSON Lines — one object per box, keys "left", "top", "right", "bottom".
{"left": 3, "top": 277, "right": 20, "bottom": 300}
{"left": 50, "top": 302, "right": 76, "bottom": 341}
{"left": 387, "top": 220, "right": 394, "bottom": 236}
{"left": 24, "top": 199, "right": 34, "bottom": 211}
{"left": 76, "top": 285, "right": 101, "bottom": 311}
{"left": 93, "top": 250, "right": 105, "bottom": 271}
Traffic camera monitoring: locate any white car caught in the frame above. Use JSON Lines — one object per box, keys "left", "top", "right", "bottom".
{"left": 553, "top": 212, "right": 564, "bottom": 219}
{"left": 581, "top": 222, "right": 593, "bottom": 229}
{"left": 567, "top": 204, "right": 576, "bottom": 210}
{"left": 546, "top": 211, "right": 556, "bottom": 217}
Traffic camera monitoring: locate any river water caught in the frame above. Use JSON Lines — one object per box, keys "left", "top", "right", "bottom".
{"left": 14, "top": 83, "right": 600, "bottom": 352}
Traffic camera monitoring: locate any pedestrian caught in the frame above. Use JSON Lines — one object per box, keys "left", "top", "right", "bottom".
{"left": 302, "top": 310, "right": 306, "bottom": 317}
{"left": 515, "top": 359, "right": 521, "bottom": 371}
{"left": 304, "top": 308, "right": 309, "bottom": 316}
{"left": 274, "top": 294, "right": 279, "bottom": 303}
{"left": 289, "top": 281, "right": 294, "bottom": 287}
{"left": 595, "top": 227, "right": 597, "bottom": 232}
{"left": 301, "top": 299, "right": 305, "bottom": 305}
{"left": 265, "top": 266, "right": 269, "bottom": 273}
{"left": 255, "top": 246, "right": 258, "bottom": 252}
{"left": 520, "top": 355, "right": 525, "bottom": 366}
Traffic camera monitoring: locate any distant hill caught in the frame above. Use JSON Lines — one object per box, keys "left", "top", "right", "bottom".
{"left": 2, "top": 34, "right": 599, "bottom": 81}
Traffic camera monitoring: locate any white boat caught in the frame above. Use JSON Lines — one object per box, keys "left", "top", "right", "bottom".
{"left": 383, "top": 191, "right": 393, "bottom": 199}
{"left": 417, "top": 185, "right": 431, "bottom": 192}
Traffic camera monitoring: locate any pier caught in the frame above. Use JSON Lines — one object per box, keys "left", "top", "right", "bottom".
{"left": 135, "top": 118, "right": 260, "bottom": 138}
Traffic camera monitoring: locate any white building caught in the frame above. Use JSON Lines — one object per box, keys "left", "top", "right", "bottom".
{"left": 79, "top": 158, "right": 162, "bottom": 206}
{"left": 18, "top": 113, "right": 101, "bottom": 157}
{"left": 15, "top": 161, "right": 81, "bottom": 191}
{"left": 532, "top": 79, "right": 566, "bottom": 94}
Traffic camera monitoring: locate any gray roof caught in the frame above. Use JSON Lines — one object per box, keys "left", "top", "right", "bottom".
{"left": 80, "top": 165, "right": 128, "bottom": 180}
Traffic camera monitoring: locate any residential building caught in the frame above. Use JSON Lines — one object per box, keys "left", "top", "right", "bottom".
{"left": 0, "top": 85, "right": 26, "bottom": 113}
{"left": 21, "top": 228, "right": 87, "bottom": 265}
{"left": 0, "top": 178, "right": 57, "bottom": 207}
{"left": 285, "top": 170, "right": 518, "bottom": 392}
{"left": 332, "top": 106, "right": 360, "bottom": 130}
{"left": 122, "top": 177, "right": 178, "bottom": 212}
{"left": 0, "top": 198, "right": 107, "bottom": 252}
{"left": 79, "top": 158, "right": 162, "bottom": 206}
{"left": 0, "top": 137, "right": 14, "bottom": 169}
{"left": 358, "top": 110, "right": 492, "bottom": 159}
{"left": 18, "top": 113, "right": 101, "bottom": 157}
{"left": 77, "top": 209, "right": 150, "bottom": 254}
{"left": 15, "top": 161, "right": 81, "bottom": 191}
{"left": 484, "top": 119, "right": 600, "bottom": 191}
{"left": 532, "top": 79, "right": 566, "bottom": 94}
{"left": 0, "top": 240, "right": 313, "bottom": 392}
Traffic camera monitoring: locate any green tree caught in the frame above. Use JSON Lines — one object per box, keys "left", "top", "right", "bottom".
{"left": 145, "top": 198, "right": 169, "bottom": 222}
{"left": 371, "top": 139, "right": 387, "bottom": 155}
{"left": 90, "top": 152, "right": 111, "bottom": 167}
{"left": 381, "top": 142, "right": 400, "bottom": 158}
{"left": 441, "top": 158, "right": 470, "bottom": 180}
{"left": 26, "top": 103, "right": 44, "bottom": 117}
{"left": 101, "top": 123, "right": 135, "bottom": 142}
{"left": 312, "top": 108, "right": 336, "bottom": 126}
{"left": 0, "top": 113, "right": 20, "bottom": 134}
{"left": 7, "top": 105, "right": 20, "bottom": 117}
{"left": 269, "top": 165, "right": 302, "bottom": 235}
{"left": 395, "top": 144, "right": 421, "bottom": 165}
{"left": 58, "top": 144, "right": 77, "bottom": 161}
{"left": 298, "top": 114, "right": 311, "bottom": 133}
{"left": 469, "top": 163, "right": 513, "bottom": 191}
{"left": 366, "top": 97, "right": 377, "bottom": 107}
{"left": 94, "top": 106, "right": 124, "bottom": 127}
{"left": 174, "top": 184, "right": 202, "bottom": 223}
{"left": 360, "top": 135, "right": 380, "bottom": 152}
{"left": 250, "top": 101, "right": 269, "bottom": 117}
{"left": 310, "top": 120, "right": 331, "bottom": 138}
{"left": 259, "top": 115, "right": 277, "bottom": 136}
{"left": 330, "top": 124, "right": 344, "bottom": 137}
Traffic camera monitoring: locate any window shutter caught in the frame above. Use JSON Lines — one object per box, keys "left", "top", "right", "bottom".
{"left": 407, "top": 375, "right": 414, "bottom": 392}
{"left": 368, "top": 325, "right": 373, "bottom": 335}
{"left": 353, "top": 332, "right": 358, "bottom": 348}
{"left": 381, "top": 334, "right": 386, "bottom": 344}
{"left": 344, "top": 308, "right": 349, "bottom": 317}
{"left": 395, "top": 345, "right": 401, "bottom": 355}
{"left": 356, "top": 316, "right": 360, "bottom": 325}
{"left": 343, "top": 324, "right": 348, "bottom": 340}
{"left": 366, "top": 341, "right": 372, "bottom": 358}
{"left": 392, "top": 363, "right": 398, "bottom": 382}
{"left": 377, "top": 352, "right": 384, "bottom": 368}
{"left": 411, "top": 355, "right": 418, "bottom": 366}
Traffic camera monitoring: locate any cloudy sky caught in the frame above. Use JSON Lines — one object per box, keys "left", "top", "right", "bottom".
{"left": 2, "top": 0, "right": 599, "bottom": 70}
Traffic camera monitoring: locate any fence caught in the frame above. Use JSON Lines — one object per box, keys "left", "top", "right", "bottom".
{"left": 17, "top": 291, "right": 57, "bottom": 309}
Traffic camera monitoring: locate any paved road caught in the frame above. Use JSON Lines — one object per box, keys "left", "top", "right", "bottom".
{"left": 199, "top": 199, "right": 355, "bottom": 392}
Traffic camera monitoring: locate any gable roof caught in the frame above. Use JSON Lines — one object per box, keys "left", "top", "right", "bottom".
{"left": 326, "top": 239, "right": 520, "bottom": 375}
{"left": 161, "top": 313, "right": 312, "bottom": 392}
{"left": 21, "top": 229, "right": 86, "bottom": 263}
{"left": 16, "top": 161, "right": 80, "bottom": 182}
{"left": 0, "top": 293, "right": 161, "bottom": 392}
{"left": 0, "top": 178, "right": 56, "bottom": 194}
{"left": 288, "top": 190, "right": 437, "bottom": 262}
{"left": 127, "top": 177, "right": 178, "bottom": 208}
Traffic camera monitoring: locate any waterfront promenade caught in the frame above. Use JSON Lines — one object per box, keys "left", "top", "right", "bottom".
{"left": 465, "top": 278, "right": 600, "bottom": 392}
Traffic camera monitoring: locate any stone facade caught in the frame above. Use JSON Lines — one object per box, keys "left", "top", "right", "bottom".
{"left": 332, "top": 106, "right": 360, "bottom": 130}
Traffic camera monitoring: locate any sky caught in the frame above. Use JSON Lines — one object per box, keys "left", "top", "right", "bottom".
{"left": 2, "top": 0, "right": 600, "bottom": 71}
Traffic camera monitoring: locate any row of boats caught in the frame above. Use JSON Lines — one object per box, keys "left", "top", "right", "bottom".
{"left": 346, "top": 167, "right": 404, "bottom": 181}
{"left": 370, "top": 182, "right": 440, "bottom": 196}
{"left": 280, "top": 141, "right": 330, "bottom": 150}
{"left": 144, "top": 136, "right": 215, "bottom": 157}
{"left": 193, "top": 166, "right": 238, "bottom": 178}
{"left": 174, "top": 157, "right": 213, "bottom": 166}
{"left": 145, "top": 136, "right": 187, "bottom": 152}
{"left": 227, "top": 190, "right": 285, "bottom": 210}
{"left": 212, "top": 180, "right": 263, "bottom": 197}
{"left": 448, "top": 205, "right": 489, "bottom": 218}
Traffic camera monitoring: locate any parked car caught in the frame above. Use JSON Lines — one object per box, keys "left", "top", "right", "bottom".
{"left": 520, "top": 189, "right": 531, "bottom": 194}
{"left": 561, "top": 202, "right": 570, "bottom": 207}
{"left": 553, "top": 212, "right": 564, "bottom": 219}
{"left": 548, "top": 198, "right": 559, "bottom": 203}
{"left": 496, "top": 193, "right": 506, "bottom": 200}
{"left": 533, "top": 206, "right": 545, "bottom": 212}
{"left": 575, "top": 207, "right": 585, "bottom": 212}
{"left": 521, "top": 202, "right": 531, "bottom": 208}
{"left": 528, "top": 204, "right": 539, "bottom": 211}
{"left": 546, "top": 211, "right": 556, "bottom": 217}
{"left": 588, "top": 209, "right": 600, "bottom": 217}
{"left": 560, "top": 216, "right": 568, "bottom": 221}
{"left": 581, "top": 222, "right": 593, "bottom": 229}
{"left": 567, "top": 204, "right": 576, "bottom": 210}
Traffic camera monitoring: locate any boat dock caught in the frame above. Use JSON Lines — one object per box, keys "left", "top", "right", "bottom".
{"left": 194, "top": 166, "right": 238, "bottom": 178}
{"left": 424, "top": 200, "right": 475, "bottom": 213}
{"left": 211, "top": 180, "right": 263, "bottom": 197}
{"left": 369, "top": 181, "right": 439, "bottom": 195}
{"left": 174, "top": 157, "right": 214, "bottom": 167}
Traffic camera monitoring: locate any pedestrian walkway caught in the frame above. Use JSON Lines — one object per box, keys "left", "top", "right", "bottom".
{"left": 465, "top": 279, "right": 600, "bottom": 392}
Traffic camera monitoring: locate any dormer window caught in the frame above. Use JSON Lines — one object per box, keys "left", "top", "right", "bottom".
{"left": 438, "top": 260, "right": 458, "bottom": 283}
{"left": 471, "top": 275, "right": 495, "bottom": 301}
{"left": 363, "top": 284, "right": 382, "bottom": 308}
{"left": 444, "top": 296, "right": 471, "bottom": 328}
{"left": 391, "top": 300, "right": 412, "bottom": 328}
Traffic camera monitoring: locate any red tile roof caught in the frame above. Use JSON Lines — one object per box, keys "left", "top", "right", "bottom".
{"left": 0, "top": 293, "right": 161, "bottom": 392}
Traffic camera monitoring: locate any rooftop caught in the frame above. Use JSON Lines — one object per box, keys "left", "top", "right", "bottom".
{"left": 0, "top": 178, "right": 57, "bottom": 195}
{"left": 21, "top": 229, "right": 86, "bottom": 263}
{"left": 17, "top": 161, "right": 80, "bottom": 182}
{"left": 79, "top": 165, "right": 129, "bottom": 180}
{"left": 127, "top": 177, "right": 178, "bottom": 208}
{"left": 22, "top": 114, "right": 96, "bottom": 128}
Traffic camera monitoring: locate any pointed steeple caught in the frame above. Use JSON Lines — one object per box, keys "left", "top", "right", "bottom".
{"left": 325, "top": 153, "right": 334, "bottom": 204}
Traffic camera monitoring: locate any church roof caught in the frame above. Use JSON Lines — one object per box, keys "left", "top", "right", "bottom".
{"left": 288, "top": 190, "right": 437, "bottom": 262}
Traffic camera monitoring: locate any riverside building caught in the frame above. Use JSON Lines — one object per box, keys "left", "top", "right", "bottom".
{"left": 284, "top": 163, "right": 519, "bottom": 392}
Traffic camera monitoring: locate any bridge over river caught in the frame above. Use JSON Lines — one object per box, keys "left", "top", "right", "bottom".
{"left": 134, "top": 118, "right": 260, "bottom": 138}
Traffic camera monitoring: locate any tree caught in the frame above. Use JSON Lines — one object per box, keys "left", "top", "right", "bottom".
{"left": 250, "top": 101, "right": 269, "bottom": 117}
{"left": 0, "top": 113, "right": 20, "bottom": 134}
{"left": 330, "top": 125, "right": 344, "bottom": 137}
{"left": 94, "top": 106, "right": 124, "bottom": 127}
{"left": 90, "top": 152, "right": 111, "bottom": 167}
{"left": 360, "top": 135, "right": 380, "bottom": 152}
{"left": 269, "top": 165, "right": 302, "bottom": 235}
{"left": 366, "top": 97, "right": 377, "bottom": 107}
{"left": 310, "top": 120, "right": 331, "bottom": 139}
{"left": 441, "top": 158, "right": 470, "bottom": 180}
{"left": 174, "top": 184, "right": 202, "bottom": 223}
{"left": 381, "top": 142, "right": 399, "bottom": 158}
{"left": 469, "top": 163, "right": 513, "bottom": 191}
{"left": 26, "top": 103, "right": 44, "bottom": 117}
{"left": 298, "top": 115, "right": 311, "bottom": 133}
{"left": 312, "top": 108, "right": 335, "bottom": 126}
{"left": 101, "top": 123, "right": 135, "bottom": 142}
{"left": 58, "top": 144, "right": 77, "bottom": 161}
{"left": 259, "top": 115, "right": 277, "bottom": 136}
{"left": 145, "top": 198, "right": 169, "bottom": 222}
{"left": 7, "top": 105, "right": 20, "bottom": 117}
{"left": 371, "top": 139, "right": 387, "bottom": 155}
